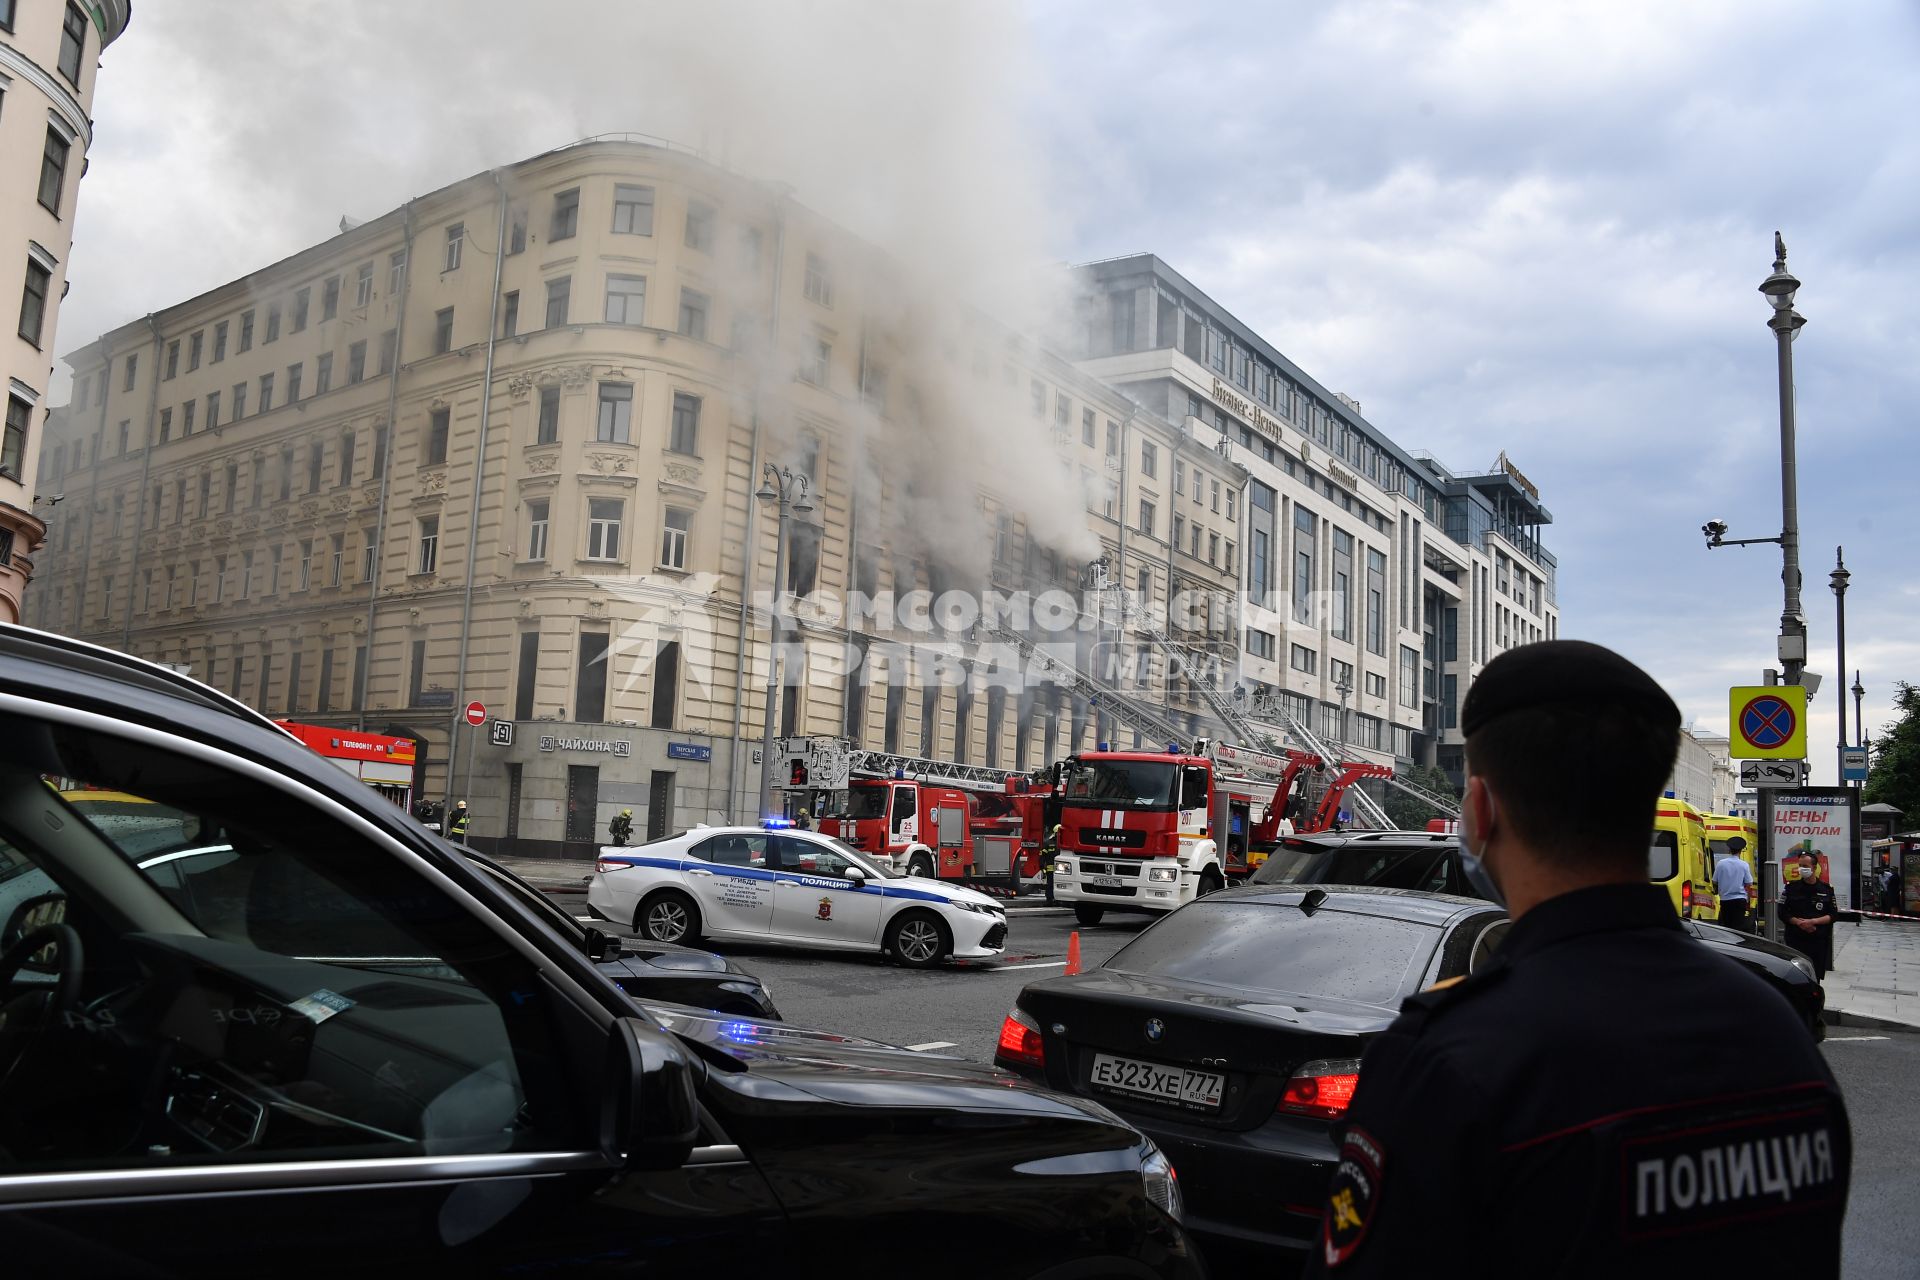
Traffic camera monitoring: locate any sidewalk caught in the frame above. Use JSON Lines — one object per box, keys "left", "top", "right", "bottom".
{"left": 1823, "top": 919, "right": 1920, "bottom": 1032}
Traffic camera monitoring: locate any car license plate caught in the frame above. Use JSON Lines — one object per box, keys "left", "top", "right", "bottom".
{"left": 1090, "top": 1053, "right": 1223, "bottom": 1110}
{"left": 1091, "top": 875, "right": 1122, "bottom": 887}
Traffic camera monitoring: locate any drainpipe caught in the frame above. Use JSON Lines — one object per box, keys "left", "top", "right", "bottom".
{"left": 72, "top": 338, "right": 114, "bottom": 642}
{"left": 443, "top": 174, "right": 511, "bottom": 813}
{"left": 120, "top": 317, "right": 165, "bottom": 652}
{"left": 357, "top": 201, "right": 416, "bottom": 730}
{"left": 725, "top": 195, "right": 787, "bottom": 821}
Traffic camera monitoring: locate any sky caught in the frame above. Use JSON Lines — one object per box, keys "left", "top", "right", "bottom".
{"left": 55, "top": 0, "right": 1920, "bottom": 785}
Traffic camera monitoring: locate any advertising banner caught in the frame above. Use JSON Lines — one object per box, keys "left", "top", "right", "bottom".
{"left": 1761, "top": 787, "right": 1860, "bottom": 911}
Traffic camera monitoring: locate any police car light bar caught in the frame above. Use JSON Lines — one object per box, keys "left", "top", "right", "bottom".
{"left": 763, "top": 817, "right": 795, "bottom": 829}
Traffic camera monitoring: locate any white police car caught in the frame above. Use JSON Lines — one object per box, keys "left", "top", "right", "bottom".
{"left": 587, "top": 824, "right": 1010, "bottom": 968}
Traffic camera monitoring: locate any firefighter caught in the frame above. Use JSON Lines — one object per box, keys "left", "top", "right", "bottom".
{"left": 608, "top": 807, "right": 634, "bottom": 847}
{"left": 1042, "top": 823, "right": 1061, "bottom": 904}
{"left": 1309, "top": 640, "right": 1849, "bottom": 1277}
{"left": 447, "top": 800, "right": 471, "bottom": 842}
{"left": 794, "top": 809, "right": 814, "bottom": 831}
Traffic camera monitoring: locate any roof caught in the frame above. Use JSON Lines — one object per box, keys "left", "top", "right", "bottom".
{"left": 1211, "top": 882, "right": 1495, "bottom": 925}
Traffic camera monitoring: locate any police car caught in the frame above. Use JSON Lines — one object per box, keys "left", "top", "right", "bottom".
{"left": 587, "top": 824, "right": 1010, "bottom": 968}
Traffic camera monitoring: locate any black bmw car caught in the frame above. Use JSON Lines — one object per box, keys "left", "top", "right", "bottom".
{"left": 996, "top": 884, "right": 1508, "bottom": 1258}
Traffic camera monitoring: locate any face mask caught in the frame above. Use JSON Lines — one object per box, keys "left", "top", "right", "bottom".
{"left": 1460, "top": 783, "right": 1507, "bottom": 907}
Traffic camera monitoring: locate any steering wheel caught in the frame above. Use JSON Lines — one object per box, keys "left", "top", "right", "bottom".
{"left": 0, "top": 924, "right": 84, "bottom": 1083}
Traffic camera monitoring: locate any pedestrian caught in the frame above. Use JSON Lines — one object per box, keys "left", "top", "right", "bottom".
{"left": 1879, "top": 864, "right": 1902, "bottom": 915}
{"left": 447, "top": 800, "right": 470, "bottom": 842}
{"left": 609, "top": 807, "right": 633, "bottom": 847}
{"left": 1712, "top": 835, "right": 1755, "bottom": 932}
{"left": 1308, "top": 640, "right": 1849, "bottom": 1278}
{"left": 1779, "top": 852, "right": 1839, "bottom": 979}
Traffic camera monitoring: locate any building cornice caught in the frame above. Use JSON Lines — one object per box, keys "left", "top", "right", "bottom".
{"left": 0, "top": 41, "right": 92, "bottom": 149}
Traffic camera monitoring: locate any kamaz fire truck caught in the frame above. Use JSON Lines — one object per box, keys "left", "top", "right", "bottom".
{"left": 774, "top": 736, "right": 1059, "bottom": 890}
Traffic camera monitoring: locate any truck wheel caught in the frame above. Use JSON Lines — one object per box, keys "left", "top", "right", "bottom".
{"left": 886, "top": 911, "right": 950, "bottom": 968}
{"left": 906, "top": 850, "right": 936, "bottom": 879}
{"left": 636, "top": 891, "right": 701, "bottom": 945}
{"left": 1198, "top": 869, "right": 1224, "bottom": 898}
{"left": 1074, "top": 903, "right": 1105, "bottom": 927}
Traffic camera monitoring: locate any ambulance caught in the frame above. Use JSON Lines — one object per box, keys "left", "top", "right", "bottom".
{"left": 1650, "top": 797, "right": 1717, "bottom": 920}
{"left": 1704, "top": 813, "right": 1761, "bottom": 922}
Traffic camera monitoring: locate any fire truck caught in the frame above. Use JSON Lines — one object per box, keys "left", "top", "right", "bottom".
{"left": 275, "top": 720, "right": 418, "bottom": 811}
{"left": 774, "top": 736, "right": 1058, "bottom": 890}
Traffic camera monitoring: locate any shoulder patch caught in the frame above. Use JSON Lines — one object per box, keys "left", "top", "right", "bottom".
{"left": 1322, "top": 1125, "right": 1386, "bottom": 1268}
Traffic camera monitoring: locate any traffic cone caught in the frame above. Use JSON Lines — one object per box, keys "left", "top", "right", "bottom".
{"left": 1065, "top": 931, "right": 1082, "bottom": 976}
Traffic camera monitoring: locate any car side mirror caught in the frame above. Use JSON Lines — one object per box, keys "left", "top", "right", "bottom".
{"left": 582, "top": 925, "right": 616, "bottom": 962}
{"left": 844, "top": 865, "right": 867, "bottom": 883}
{"left": 601, "top": 1017, "right": 701, "bottom": 1171}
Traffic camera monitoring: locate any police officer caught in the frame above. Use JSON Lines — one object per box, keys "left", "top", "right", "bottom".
{"left": 1309, "top": 641, "right": 1849, "bottom": 1278}
{"left": 608, "top": 807, "right": 634, "bottom": 847}
{"left": 1780, "top": 851, "right": 1839, "bottom": 978}
{"left": 447, "top": 800, "right": 470, "bottom": 841}
{"left": 1713, "top": 835, "right": 1755, "bottom": 932}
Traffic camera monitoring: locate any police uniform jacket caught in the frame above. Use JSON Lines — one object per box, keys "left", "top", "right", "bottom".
{"left": 1309, "top": 882, "right": 1849, "bottom": 1278}
{"left": 1780, "top": 878, "right": 1839, "bottom": 976}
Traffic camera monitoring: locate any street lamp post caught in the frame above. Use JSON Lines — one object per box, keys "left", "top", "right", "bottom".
{"left": 1334, "top": 672, "right": 1354, "bottom": 755}
{"left": 1760, "top": 233, "right": 1809, "bottom": 686}
{"left": 1830, "top": 548, "right": 1849, "bottom": 786}
{"left": 754, "top": 464, "right": 813, "bottom": 819}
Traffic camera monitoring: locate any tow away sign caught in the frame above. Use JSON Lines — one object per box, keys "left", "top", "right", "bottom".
{"left": 1740, "top": 758, "right": 1808, "bottom": 787}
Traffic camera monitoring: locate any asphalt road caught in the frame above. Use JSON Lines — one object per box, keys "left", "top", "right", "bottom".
{"left": 557, "top": 887, "right": 1919, "bottom": 1276}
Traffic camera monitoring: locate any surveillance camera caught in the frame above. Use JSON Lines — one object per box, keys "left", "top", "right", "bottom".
{"left": 1702, "top": 520, "right": 1728, "bottom": 544}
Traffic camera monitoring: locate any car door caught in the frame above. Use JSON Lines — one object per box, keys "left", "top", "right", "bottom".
{"left": 767, "top": 836, "right": 886, "bottom": 945}
{"left": 0, "top": 703, "right": 785, "bottom": 1275}
{"left": 675, "top": 832, "right": 776, "bottom": 938}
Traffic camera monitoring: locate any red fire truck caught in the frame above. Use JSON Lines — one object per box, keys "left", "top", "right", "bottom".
{"left": 275, "top": 720, "right": 418, "bottom": 811}
{"left": 1051, "top": 737, "right": 1392, "bottom": 925}
{"left": 774, "top": 736, "right": 1057, "bottom": 889}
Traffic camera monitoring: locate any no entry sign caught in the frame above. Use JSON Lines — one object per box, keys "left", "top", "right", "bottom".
{"left": 464, "top": 701, "right": 488, "bottom": 727}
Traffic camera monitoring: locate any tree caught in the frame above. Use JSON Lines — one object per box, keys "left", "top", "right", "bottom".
{"left": 1381, "top": 762, "right": 1463, "bottom": 831}
{"left": 1863, "top": 681, "right": 1920, "bottom": 819}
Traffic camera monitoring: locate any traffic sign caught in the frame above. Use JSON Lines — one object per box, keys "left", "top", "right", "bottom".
{"left": 464, "top": 701, "right": 488, "bottom": 727}
{"left": 1739, "top": 758, "right": 1808, "bottom": 787}
{"left": 1841, "top": 746, "right": 1868, "bottom": 781}
{"left": 489, "top": 720, "right": 515, "bottom": 747}
{"left": 1728, "top": 685, "right": 1807, "bottom": 759}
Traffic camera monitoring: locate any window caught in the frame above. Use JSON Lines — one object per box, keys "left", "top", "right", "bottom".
{"left": 604, "top": 274, "right": 646, "bottom": 324}
{"left": 1290, "top": 644, "right": 1318, "bottom": 675}
{"left": 19, "top": 257, "right": 51, "bottom": 346}
{"left": 1191, "top": 524, "right": 1202, "bottom": 558}
{"left": 291, "top": 288, "right": 309, "bottom": 333}
{"left": 525, "top": 498, "right": 549, "bottom": 561}
{"left": 1226, "top": 489, "right": 1237, "bottom": 521}
{"left": 536, "top": 386, "right": 560, "bottom": 444}
{"left": 1366, "top": 672, "right": 1387, "bottom": 699}
{"left": 378, "top": 328, "right": 396, "bottom": 374}
{"left": 315, "top": 353, "right": 333, "bottom": 395}
{"left": 586, "top": 498, "right": 623, "bottom": 561}
{"left": 1106, "top": 421, "right": 1120, "bottom": 456}
{"left": 362, "top": 527, "right": 378, "bottom": 581}
{"left": 1208, "top": 531, "right": 1219, "bottom": 565}
{"left": 355, "top": 261, "right": 374, "bottom": 307}
{"left": 540, "top": 275, "right": 570, "bottom": 328}
{"left": 338, "top": 431, "right": 356, "bottom": 485}
{"left": 117, "top": 420, "right": 129, "bottom": 454}
{"left": 157, "top": 408, "right": 174, "bottom": 445}
{"left": 258, "top": 371, "right": 275, "bottom": 414}
{"left": 389, "top": 249, "right": 407, "bottom": 295}
{"left": 188, "top": 331, "right": 204, "bottom": 371}
{"left": 595, "top": 382, "right": 632, "bottom": 443}
{"left": 408, "top": 638, "right": 427, "bottom": 704}
{"left": 417, "top": 516, "right": 439, "bottom": 574}
{"left": 286, "top": 363, "right": 303, "bottom": 403}
{"left": 803, "top": 253, "right": 834, "bottom": 307}
{"left": 240, "top": 550, "right": 255, "bottom": 597}
{"left": 1172, "top": 513, "right": 1184, "bottom": 550}
{"left": 211, "top": 320, "right": 229, "bottom": 364}
{"left": 801, "top": 337, "right": 829, "bottom": 386}
{"left": 426, "top": 407, "right": 450, "bottom": 464}
{"left": 1247, "top": 629, "right": 1276, "bottom": 660}
{"left": 1, "top": 396, "right": 29, "bottom": 478}
{"left": 1367, "top": 548, "right": 1388, "bottom": 656}
{"left": 205, "top": 391, "right": 220, "bottom": 430}
{"left": 330, "top": 532, "right": 345, "bottom": 586}
{"left": 1138, "top": 498, "right": 1155, "bottom": 537}
{"left": 264, "top": 304, "right": 281, "bottom": 344}
{"left": 677, "top": 288, "right": 708, "bottom": 341}
{"left": 501, "top": 291, "right": 518, "bottom": 338}
{"left": 1293, "top": 506, "right": 1317, "bottom": 625}
{"left": 661, "top": 507, "right": 691, "bottom": 569}
{"left": 250, "top": 456, "right": 262, "bottom": 507}
{"left": 307, "top": 441, "right": 323, "bottom": 493}
{"left": 433, "top": 307, "right": 453, "bottom": 354}
{"left": 612, "top": 183, "right": 655, "bottom": 235}
{"left": 124, "top": 352, "right": 138, "bottom": 390}
{"left": 669, "top": 392, "right": 700, "bottom": 454}
{"left": 58, "top": 3, "right": 87, "bottom": 84}
{"left": 650, "top": 642, "right": 680, "bottom": 730}
{"left": 1140, "top": 440, "right": 1157, "bottom": 479}
{"left": 684, "top": 200, "right": 715, "bottom": 251}
{"left": 550, "top": 188, "right": 580, "bottom": 241}
{"left": 278, "top": 445, "right": 294, "bottom": 500}
{"left": 1331, "top": 529, "right": 1353, "bottom": 641}
{"left": 444, "top": 222, "right": 464, "bottom": 271}
{"left": 298, "top": 538, "right": 313, "bottom": 590}
{"left": 373, "top": 424, "right": 388, "bottom": 478}
{"left": 38, "top": 128, "right": 70, "bottom": 214}
{"left": 1172, "top": 460, "right": 1184, "bottom": 497}
{"left": 1082, "top": 407, "right": 1096, "bottom": 447}
{"left": 347, "top": 340, "right": 366, "bottom": 384}
{"left": 321, "top": 275, "right": 340, "bottom": 321}
{"left": 269, "top": 544, "right": 282, "bottom": 594}
{"left": 165, "top": 340, "right": 180, "bottom": 379}
{"left": 182, "top": 400, "right": 196, "bottom": 436}
{"left": 507, "top": 208, "right": 526, "bottom": 255}
{"left": 1211, "top": 479, "right": 1222, "bottom": 512}
{"left": 1400, "top": 645, "right": 1420, "bottom": 709}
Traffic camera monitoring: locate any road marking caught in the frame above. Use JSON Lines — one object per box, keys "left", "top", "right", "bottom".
{"left": 906, "top": 1041, "right": 958, "bottom": 1052}
{"left": 1826, "top": 1035, "right": 1891, "bottom": 1042}
{"left": 997, "top": 960, "right": 1071, "bottom": 971}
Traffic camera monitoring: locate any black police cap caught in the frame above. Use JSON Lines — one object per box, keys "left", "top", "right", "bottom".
{"left": 1461, "top": 640, "right": 1680, "bottom": 738}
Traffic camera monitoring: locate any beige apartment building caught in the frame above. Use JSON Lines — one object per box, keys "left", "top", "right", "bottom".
{"left": 36, "top": 137, "right": 1245, "bottom": 854}
{"left": 0, "top": 0, "right": 131, "bottom": 620}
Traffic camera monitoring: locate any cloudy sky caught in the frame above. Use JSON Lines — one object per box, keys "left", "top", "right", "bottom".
{"left": 59, "top": 0, "right": 1918, "bottom": 783}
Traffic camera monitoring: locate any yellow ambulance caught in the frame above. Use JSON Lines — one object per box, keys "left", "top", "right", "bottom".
{"left": 1650, "top": 798, "right": 1717, "bottom": 920}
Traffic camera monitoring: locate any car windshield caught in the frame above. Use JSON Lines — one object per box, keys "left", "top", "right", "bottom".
{"left": 1107, "top": 900, "right": 1440, "bottom": 1008}
{"left": 844, "top": 786, "right": 889, "bottom": 820}
{"left": 1299, "top": 845, "right": 1455, "bottom": 893}
{"left": 1250, "top": 846, "right": 1321, "bottom": 885}
{"left": 820, "top": 838, "right": 898, "bottom": 879}
{"left": 1062, "top": 760, "right": 1178, "bottom": 808}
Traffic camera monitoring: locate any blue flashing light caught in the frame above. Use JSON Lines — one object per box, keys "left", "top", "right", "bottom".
{"left": 1097, "top": 742, "right": 1110, "bottom": 752}
{"left": 719, "top": 1021, "right": 761, "bottom": 1044}
{"left": 894, "top": 767, "right": 905, "bottom": 779}
{"left": 1167, "top": 742, "right": 1181, "bottom": 754}
{"left": 763, "top": 816, "right": 794, "bottom": 829}
{"left": 1662, "top": 790, "right": 1676, "bottom": 799}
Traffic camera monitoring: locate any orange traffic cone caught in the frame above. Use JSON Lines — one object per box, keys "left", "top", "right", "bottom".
{"left": 1064, "top": 930, "right": 1082, "bottom": 976}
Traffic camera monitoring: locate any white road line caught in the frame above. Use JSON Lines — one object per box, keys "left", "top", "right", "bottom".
{"left": 1825, "top": 1035, "right": 1891, "bottom": 1042}
{"left": 997, "top": 960, "right": 1071, "bottom": 971}
{"left": 906, "top": 1041, "right": 958, "bottom": 1052}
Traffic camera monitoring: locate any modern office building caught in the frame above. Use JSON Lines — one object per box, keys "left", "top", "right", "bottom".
{"left": 0, "top": 0, "right": 132, "bottom": 620}
{"left": 1070, "top": 255, "right": 1560, "bottom": 783}
{"left": 34, "top": 137, "right": 1245, "bottom": 854}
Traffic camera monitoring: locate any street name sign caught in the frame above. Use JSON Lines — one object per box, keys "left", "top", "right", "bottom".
{"left": 1729, "top": 685, "right": 1808, "bottom": 759}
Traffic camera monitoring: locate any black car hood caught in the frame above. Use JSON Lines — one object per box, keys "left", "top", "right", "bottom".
{"left": 599, "top": 943, "right": 738, "bottom": 977}
{"left": 652, "top": 1006, "right": 1129, "bottom": 1123}
{"left": 1029, "top": 966, "right": 1399, "bottom": 1034}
